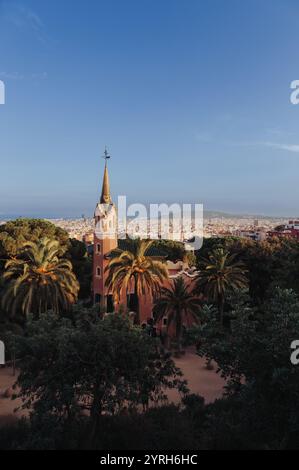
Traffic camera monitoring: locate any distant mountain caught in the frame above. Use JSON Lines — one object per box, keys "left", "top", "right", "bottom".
{"left": 203, "top": 210, "right": 289, "bottom": 220}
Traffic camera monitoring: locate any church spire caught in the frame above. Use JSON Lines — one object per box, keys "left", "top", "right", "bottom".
{"left": 100, "top": 147, "right": 112, "bottom": 204}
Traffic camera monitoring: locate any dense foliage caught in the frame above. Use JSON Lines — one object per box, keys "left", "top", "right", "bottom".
{"left": 6, "top": 312, "right": 187, "bottom": 448}
{"left": 186, "top": 287, "right": 299, "bottom": 449}
{"left": 2, "top": 286, "right": 298, "bottom": 450}
{"left": 196, "top": 236, "right": 299, "bottom": 304}
{"left": 0, "top": 219, "right": 91, "bottom": 307}
{"left": 0, "top": 218, "right": 69, "bottom": 260}
{"left": 1, "top": 219, "right": 299, "bottom": 450}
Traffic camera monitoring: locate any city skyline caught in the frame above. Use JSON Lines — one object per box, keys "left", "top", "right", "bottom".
{"left": 1, "top": 0, "right": 299, "bottom": 217}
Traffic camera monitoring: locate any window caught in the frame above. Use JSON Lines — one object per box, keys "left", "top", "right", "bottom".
{"left": 163, "top": 317, "right": 168, "bottom": 326}
{"left": 96, "top": 267, "right": 101, "bottom": 277}
{"left": 96, "top": 243, "right": 101, "bottom": 254}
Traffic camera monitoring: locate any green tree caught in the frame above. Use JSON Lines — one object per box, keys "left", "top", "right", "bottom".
{"left": 105, "top": 239, "right": 168, "bottom": 323}
{"left": 0, "top": 218, "right": 69, "bottom": 261}
{"left": 13, "top": 312, "right": 187, "bottom": 446}
{"left": 189, "top": 287, "right": 299, "bottom": 449}
{"left": 197, "top": 248, "right": 248, "bottom": 324}
{"left": 226, "top": 237, "right": 282, "bottom": 304}
{"left": 154, "top": 277, "right": 200, "bottom": 349}
{"left": 2, "top": 237, "right": 79, "bottom": 318}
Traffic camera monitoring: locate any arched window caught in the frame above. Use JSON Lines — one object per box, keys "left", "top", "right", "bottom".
{"left": 96, "top": 243, "right": 101, "bottom": 254}
{"left": 96, "top": 267, "right": 101, "bottom": 277}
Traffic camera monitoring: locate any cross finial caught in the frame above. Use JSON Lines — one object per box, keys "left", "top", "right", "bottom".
{"left": 102, "top": 146, "right": 111, "bottom": 163}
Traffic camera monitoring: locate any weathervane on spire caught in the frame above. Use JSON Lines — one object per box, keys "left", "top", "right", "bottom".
{"left": 102, "top": 146, "right": 111, "bottom": 163}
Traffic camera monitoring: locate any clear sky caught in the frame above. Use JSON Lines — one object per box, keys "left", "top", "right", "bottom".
{"left": 1, "top": 0, "right": 299, "bottom": 218}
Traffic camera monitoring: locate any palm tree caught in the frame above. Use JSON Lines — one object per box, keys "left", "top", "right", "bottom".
{"left": 197, "top": 248, "right": 248, "bottom": 324}
{"left": 2, "top": 237, "right": 79, "bottom": 318}
{"left": 105, "top": 239, "right": 168, "bottom": 324}
{"left": 154, "top": 277, "right": 200, "bottom": 350}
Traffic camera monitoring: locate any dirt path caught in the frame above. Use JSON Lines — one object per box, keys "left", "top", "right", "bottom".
{"left": 166, "top": 348, "right": 225, "bottom": 405}
{"left": 0, "top": 367, "right": 24, "bottom": 427}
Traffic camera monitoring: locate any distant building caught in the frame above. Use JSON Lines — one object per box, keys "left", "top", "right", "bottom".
{"left": 267, "top": 220, "right": 299, "bottom": 240}
{"left": 286, "top": 220, "right": 299, "bottom": 230}
{"left": 236, "top": 229, "right": 267, "bottom": 242}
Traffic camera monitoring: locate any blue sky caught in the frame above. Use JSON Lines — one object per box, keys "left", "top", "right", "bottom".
{"left": 1, "top": 0, "right": 299, "bottom": 217}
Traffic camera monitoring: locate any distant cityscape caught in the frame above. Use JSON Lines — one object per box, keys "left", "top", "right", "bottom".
{"left": 1, "top": 213, "right": 297, "bottom": 245}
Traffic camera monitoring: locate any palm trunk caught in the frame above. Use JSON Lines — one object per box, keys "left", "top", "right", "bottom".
{"left": 126, "top": 290, "right": 129, "bottom": 313}
{"left": 176, "top": 309, "right": 182, "bottom": 351}
{"left": 135, "top": 293, "right": 140, "bottom": 325}
{"left": 218, "top": 293, "right": 224, "bottom": 325}
{"left": 134, "top": 278, "right": 140, "bottom": 325}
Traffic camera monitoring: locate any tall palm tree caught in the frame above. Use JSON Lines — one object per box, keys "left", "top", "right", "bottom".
{"left": 154, "top": 277, "right": 200, "bottom": 349}
{"left": 2, "top": 237, "right": 79, "bottom": 318}
{"left": 105, "top": 239, "right": 168, "bottom": 324}
{"left": 197, "top": 248, "right": 248, "bottom": 324}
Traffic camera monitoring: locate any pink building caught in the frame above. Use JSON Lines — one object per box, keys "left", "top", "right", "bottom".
{"left": 92, "top": 157, "right": 198, "bottom": 326}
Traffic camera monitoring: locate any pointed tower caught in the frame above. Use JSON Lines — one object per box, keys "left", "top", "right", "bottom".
{"left": 100, "top": 162, "right": 112, "bottom": 204}
{"left": 93, "top": 149, "right": 118, "bottom": 310}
